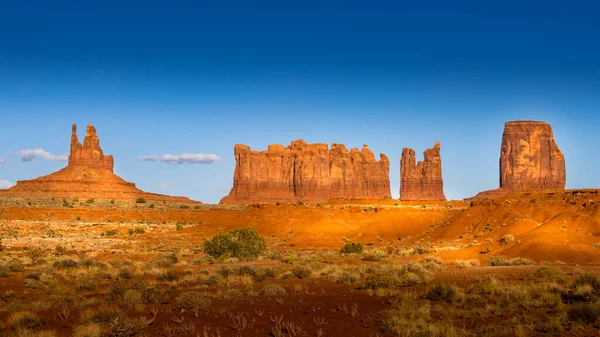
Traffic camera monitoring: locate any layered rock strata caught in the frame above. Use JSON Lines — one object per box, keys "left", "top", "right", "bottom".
{"left": 220, "top": 139, "right": 391, "bottom": 204}
{"left": 400, "top": 142, "right": 446, "bottom": 200}
{"left": 474, "top": 120, "right": 566, "bottom": 199}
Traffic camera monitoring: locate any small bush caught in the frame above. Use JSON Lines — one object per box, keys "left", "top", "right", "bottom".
{"left": 149, "top": 204, "right": 155, "bottom": 208}
{"left": 175, "top": 292, "right": 211, "bottom": 311}
{"left": 53, "top": 258, "right": 79, "bottom": 269}
{"left": 574, "top": 273, "right": 600, "bottom": 290}
{"left": 0, "top": 265, "right": 10, "bottom": 278}
{"left": 499, "top": 234, "right": 514, "bottom": 245}
{"left": 55, "top": 245, "right": 66, "bottom": 254}
{"left": 103, "top": 229, "right": 118, "bottom": 236}
{"left": 128, "top": 227, "right": 145, "bottom": 235}
{"left": 425, "top": 283, "right": 463, "bottom": 303}
{"left": 7, "top": 258, "right": 24, "bottom": 272}
{"left": 411, "top": 245, "right": 430, "bottom": 255}
{"left": 568, "top": 302, "right": 600, "bottom": 324}
{"left": 292, "top": 265, "right": 312, "bottom": 279}
{"left": 153, "top": 254, "right": 178, "bottom": 268}
{"left": 86, "top": 198, "right": 95, "bottom": 204}
{"left": 75, "top": 279, "right": 98, "bottom": 292}
{"left": 117, "top": 268, "right": 134, "bottom": 280}
{"left": 454, "top": 259, "right": 480, "bottom": 269}
{"left": 487, "top": 255, "right": 535, "bottom": 266}
{"left": 176, "top": 223, "right": 184, "bottom": 231}
{"left": 136, "top": 198, "right": 146, "bottom": 204}
{"left": 158, "top": 270, "right": 179, "bottom": 282}
{"left": 340, "top": 242, "right": 364, "bottom": 254}
{"left": 259, "top": 285, "right": 287, "bottom": 296}
{"left": 7, "top": 311, "right": 44, "bottom": 331}
{"left": 179, "top": 204, "right": 189, "bottom": 209}
{"left": 203, "top": 227, "right": 267, "bottom": 259}
{"left": 419, "top": 257, "right": 443, "bottom": 271}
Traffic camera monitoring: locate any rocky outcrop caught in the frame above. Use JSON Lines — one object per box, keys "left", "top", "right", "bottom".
{"left": 220, "top": 139, "right": 390, "bottom": 204}
{"left": 69, "top": 124, "right": 114, "bottom": 171}
{"left": 500, "top": 121, "right": 566, "bottom": 190}
{"left": 474, "top": 121, "right": 566, "bottom": 199}
{"left": 0, "top": 124, "right": 198, "bottom": 203}
{"left": 400, "top": 142, "right": 446, "bottom": 200}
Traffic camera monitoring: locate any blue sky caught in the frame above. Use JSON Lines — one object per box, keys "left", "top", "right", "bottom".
{"left": 1, "top": 1, "right": 599, "bottom": 203}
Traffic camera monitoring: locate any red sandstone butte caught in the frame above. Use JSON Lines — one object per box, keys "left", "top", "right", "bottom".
{"left": 474, "top": 120, "right": 566, "bottom": 199}
{"left": 220, "top": 139, "right": 391, "bottom": 204}
{"left": 0, "top": 124, "right": 199, "bottom": 203}
{"left": 400, "top": 142, "right": 446, "bottom": 200}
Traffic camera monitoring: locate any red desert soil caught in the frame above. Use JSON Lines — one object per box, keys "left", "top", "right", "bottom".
{"left": 2, "top": 189, "right": 600, "bottom": 264}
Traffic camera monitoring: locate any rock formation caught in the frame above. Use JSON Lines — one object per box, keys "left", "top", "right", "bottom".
{"left": 474, "top": 120, "right": 566, "bottom": 199}
{"left": 400, "top": 142, "right": 446, "bottom": 200}
{"left": 0, "top": 124, "right": 198, "bottom": 203}
{"left": 220, "top": 139, "right": 391, "bottom": 204}
{"left": 69, "top": 124, "right": 114, "bottom": 170}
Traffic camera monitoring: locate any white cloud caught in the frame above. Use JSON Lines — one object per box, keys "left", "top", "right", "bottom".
{"left": 17, "top": 149, "right": 68, "bottom": 162}
{"left": 0, "top": 157, "right": 7, "bottom": 164}
{"left": 139, "top": 153, "right": 221, "bottom": 165}
{"left": 0, "top": 180, "right": 13, "bottom": 189}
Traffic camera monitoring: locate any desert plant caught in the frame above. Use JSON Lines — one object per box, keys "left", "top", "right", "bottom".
{"left": 425, "top": 283, "right": 463, "bottom": 303}
{"left": 176, "top": 223, "right": 184, "bottom": 231}
{"left": 259, "top": 285, "right": 287, "bottom": 296}
{"left": 136, "top": 198, "right": 146, "bottom": 204}
{"left": 175, "top": 292, "right": 211, "bottom": 311}
{"left": 499, "top": 234, "right": 514, "bottom": 245}
{"left": 568, "top": 302, "right": 600, "bottom": 324}
{"left": 340, "top": 242, "right": 364, "bottom": 254}
{"left": 292, "top": 265, "right": 312, "bottom": 279}
{"left": 158, "top": 269, "right": 180, "bottom": 282}
{"left": 53, "top": 258, "right": 79, "bottom": 269}
{"left": 103, "top": 229, "right": 118, "bottom": 236}
{"left": 203, "top": 227, "right": 267, "bottom": 259}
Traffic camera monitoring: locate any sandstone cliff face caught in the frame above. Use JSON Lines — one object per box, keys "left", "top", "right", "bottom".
{"left": 499, "top": 121, "right": 566, "bottom": 190}
{"left": 69, "top": 124, "right": 114, "bottom": 171}
{"left": 0, "top": 124, "right": 198, "bottom": 203}
{"left": 400, "top": 142, "right": 446, "bottom": 200}
{"left": 473, "top": 120, "right": 566, "bottom": 199}
{"left": 220, "top": 139, "right": 390, "bottom": 204}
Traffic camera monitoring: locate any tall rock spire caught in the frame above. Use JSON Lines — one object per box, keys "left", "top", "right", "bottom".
{"left": 68, "top": 124, "right": 114, "bottom": 171}
{"left": 400, "top": 142, "right": 446, "bottom": 200}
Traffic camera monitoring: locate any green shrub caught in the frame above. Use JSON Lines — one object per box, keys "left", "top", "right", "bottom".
{"left": 292, "top": 265, "right": 312, "bottom": 279}
{"left": 175, "top": 292, "right": 211, "bottom": 311}
{"left": 149, "top": 204, "right": 155, "bottom": 208}
{"left": 179, "top": 204, "right": 189, "bottom": 209}
{"left": 103, "top": 229, "right": 118, "bottom": 236}
{"left": 136, "top": 198, "right": 146, "bottom": 204}
{"left": 55, "top": 245, "right": 66, "bottom": 254}
{"left": 340, "top": 242, "right": 364, "bottom": 254}
{"left": 128, "top": 228, "right": 145, "bottom": 235}
{"left": 176, "top": 223, "right": 184, "bottom": 231}
{"left": 425, "top": 283, "right": 463, "bottom": 303}
{"left": 203, "top": 227, "right": 267, "bottom": 259}
{"left": 86, "top": 198, "right": 95, "bottom": 204}
{"left": 53, "top": 259, "right": 79, "bottom": 269}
